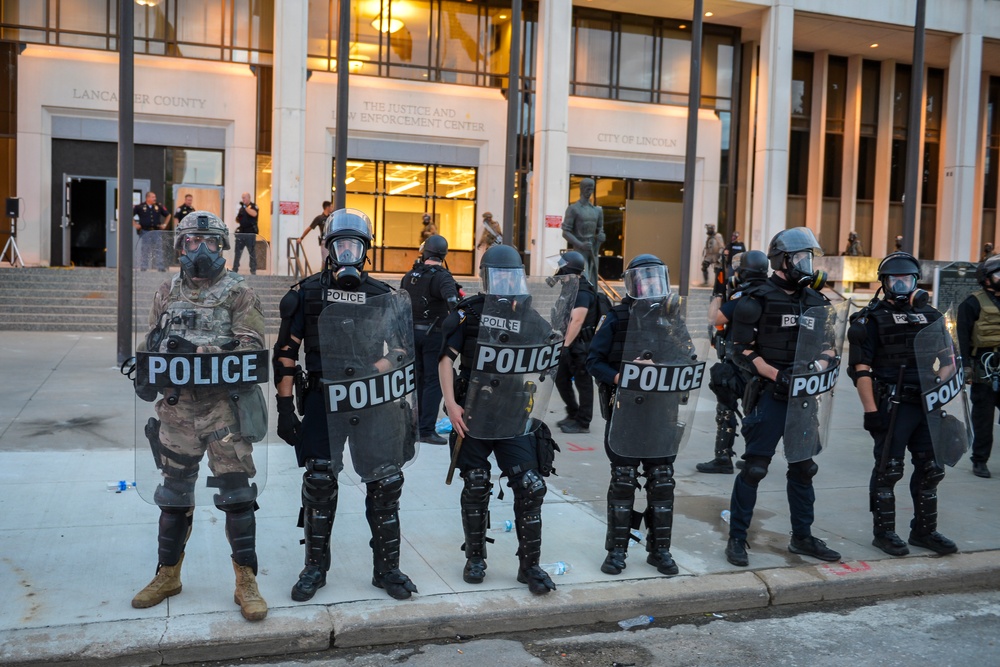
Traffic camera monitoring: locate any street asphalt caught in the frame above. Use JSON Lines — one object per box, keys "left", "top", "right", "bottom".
{"left": 2, "top": 291, "right": 1000, "bottom": 666}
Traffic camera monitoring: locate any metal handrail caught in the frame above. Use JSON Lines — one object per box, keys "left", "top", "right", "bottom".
{"left": 597, "top": 275, "right": 621, "bottom": 303}
{"left": 286, "top": 238, "right": 312, "bottom": 281}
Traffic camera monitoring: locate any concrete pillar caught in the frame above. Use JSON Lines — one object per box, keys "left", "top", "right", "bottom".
{"left": 527, "top": 0, "right": 572, "bottom": 276}
{"left": 839, "top": 55, "right": 863, "bottom": 249}
{"left": 270, "top": 0, "right": 308, "bottom": 275}
{"left": 806, "top": 52, "right": 828, "bottom": 234}
{"left": 735, "top": 40, "right": 759, "bottom": 242}
{"left": 750, "top": 0, "right": 794, "bottom": 250}
{"left": 939, "top": 23, "right": 983, "bottom": 261}
{"left": 871, "top": 60, "right": 895, "bottom": 258}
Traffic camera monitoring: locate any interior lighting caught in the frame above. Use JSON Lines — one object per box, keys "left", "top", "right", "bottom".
{"left": 389, "top": 180, "right": 422, "bottom": 195}
{"left": 445, "top": 186, "right": 476, "bottom": 198}
{"left": 870, "top": 43, "right": 879, "bottom": 48}
{"left": 371, "top": 2, "right": 404, "bottom": 34}
{"left": 704, "top": 11, "right": 713, "bottom": 17}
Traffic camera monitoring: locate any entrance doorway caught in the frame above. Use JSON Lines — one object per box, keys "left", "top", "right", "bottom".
{"left": 62, "top": 176, "right": 150, "bottom": 267}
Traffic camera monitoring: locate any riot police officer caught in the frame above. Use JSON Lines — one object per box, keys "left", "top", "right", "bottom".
{"left": 957, "top": 254, "right": 1000, "bottom": 478}
{"left": 401, "top": 234, "right": 459, "bottom": 445}
{"left": 849, "top": 252, "right": 958, "bottom": 556}
{"left": 554, "top": 251, "right": 597, "bottom": 434}
{"left": 273, "top": 208, "right": 419, "bottom": 602}
{"left": 131, "top": 211, "right": 268, "bottom": 621}
{"left": 698, "top": 250, "right": 770, "bottom": 474}
{"left": 724, "top": 228, "right": 841, "bottom": 567}
{"left": 586, "top": 254, "right": 694, "bottom": 577}
{"left": 438, "top": 245, "right": 568, "bottom": 595}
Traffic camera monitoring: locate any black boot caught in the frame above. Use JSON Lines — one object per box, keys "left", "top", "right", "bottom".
{"left": 870, "top": 487, "right": 908, "bottom": 556}
{"left": 697, "top": 410, "right": 736, "bottom": 474}
{"left": 513, "top": 470, "right": 555, "bottom": 594}
{"left": 460, "top": 469, "right": 491, "bottom": 584}
{"left": 644, "top": 464, "right": 679, "bottom": 575}
{"left": 908, "top": 459, "right": 957, "bottom": 555}
{"left": 292, "top": 459, "right": 337, "bottom": 602}
{"left": 602, "top": 466, "right": 638, "bottom": 575}
{"left": 367, "top": 472, "right": 418, "bottom": 600}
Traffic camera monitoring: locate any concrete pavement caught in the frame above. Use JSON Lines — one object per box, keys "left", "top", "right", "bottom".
{"left": 1, "top": 323, "right": 1000, "bottom": 666}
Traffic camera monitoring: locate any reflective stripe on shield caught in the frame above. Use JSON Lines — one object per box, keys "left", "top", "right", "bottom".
{"left": 915, "top": 316, "right": 972, "bottom": 467}
{"left": 318, "top": 290, "right": 419, "bottom": 483}
{"left": 464, "top": 275, "right": 578, "bottom": 440}
{"left": 132, "top": 231, "right": 271, "bottom": 507}
{"left": 783, "top": 300, "right": 849, "bottom": 463}
{"left": 609, "top": 296, "right": 706, "bottom": 459}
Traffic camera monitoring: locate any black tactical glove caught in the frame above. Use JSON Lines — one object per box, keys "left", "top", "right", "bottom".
{"left": 774, "top": 369, "right": 793, "bottom": 395}
{"left": 863, "top": 410, "right": 890, "bottom": 435}
{"left": 165, "top": 335, "right": 197, "bottom": 354}
{"left": 276, "top": 395, "right": 302, "bottom": 446}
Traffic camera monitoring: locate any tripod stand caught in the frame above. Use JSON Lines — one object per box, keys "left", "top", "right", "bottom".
{"left": 2, "top": 216, "right": 24, "bottom": 267}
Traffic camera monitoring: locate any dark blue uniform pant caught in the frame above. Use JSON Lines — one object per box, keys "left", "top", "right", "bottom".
{"left": 970, "top": 382, "right": 1000, "bottom": 464}
{"left": 728, "top": 390, "right": 817, "bottom": 542}
{"left": 414, "top": 326, "right": 444, "bottom": 436}
{"left": 555, "top": 342, "right": 594, "bottom": 427}
{"left": 233, "top": 233, "right": 257, "bottom": 273}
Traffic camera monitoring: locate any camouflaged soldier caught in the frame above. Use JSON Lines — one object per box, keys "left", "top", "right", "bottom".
{"left": 131, "top": 211, "right": 269, "bottom": 621}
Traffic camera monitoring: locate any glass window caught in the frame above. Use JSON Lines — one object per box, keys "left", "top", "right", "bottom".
{"left": 893, "top": 65, "right": 911, "bottom": 140}
{"left": 702, "top": 33, "right": 732, "bottom": 110}
{"left": 826, "top": 56, "right": 848, "bottom": 130}
{"left": 925, "top": 68, "right": 944, "bottom": 142}
{"left": 166, "top": 149, "right": 225, "bottom": 186}
{"left": 438, "top": 1, "right": 482, "bottom": 84}
{"left": 617, "top": 22, "right": 654, "bottom": 102}
{"left": 174, "top": 0, "right": 226, "bottom": 60}
{"left": 791, "top": 51, "right": 813, "bottom": 126}
{"left": 860, "top": 60, "right": 881, "bottom": 136}
{"left": 659, "top": 27, "right": 690, "bottom": 104}
{"left": 573, "top": 16, "right": 612, "bottom": 98}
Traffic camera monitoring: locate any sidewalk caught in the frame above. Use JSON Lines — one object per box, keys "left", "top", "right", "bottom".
{"left": 1, "top": 331, "right": 999, "bottom": 666}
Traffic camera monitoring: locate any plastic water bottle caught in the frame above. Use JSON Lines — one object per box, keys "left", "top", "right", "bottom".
{"left": 106, "top": 480, "right": 136, "bottom": 493}
{"left": 541, "top": 561, "right": 570, "bottom": 576}
{"left": 630, "top": 528, "right": 644, "bottom": 543}
{"left": 721, "top": 509, "right": 731, "bottom": 524}
{"left": 490, "top": 520, "right": 513, "bottom": 533}
{"left": 618, "top": 614, "right": 654, "bottom": 629}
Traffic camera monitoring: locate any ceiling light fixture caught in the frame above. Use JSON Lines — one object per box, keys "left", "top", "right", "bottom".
{"left": 389, "top": 180, "right": 422, "bottom": 195}
{"left": 704, "top": 11, "right": 713, "bottom": 17}
{"left": 371, "top": 2, "right": 404, "bottom": 34}
{"left": 446, "top": 186, "right": 476, "bottom": 198}
{"left": 870, "top": 43, "right": 879, "bottom": 48}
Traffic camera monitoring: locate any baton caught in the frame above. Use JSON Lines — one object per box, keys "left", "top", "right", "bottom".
{"left": 877, "top": 365, "right": 906, "bottom": 476}
{"left": 445, "top": 434, "right": 464, "bottom": 485}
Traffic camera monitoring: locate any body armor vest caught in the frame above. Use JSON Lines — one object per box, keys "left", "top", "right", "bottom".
{"left": 300, "top": 273, "right": 391, "bottom": 363}
{"left": 868, "top": 301, "right": 940, "bottom": 385}
{"left": 579, "top": 280, "right": 598, "bottom": 331}
{"left": 157, "top": 272, "right": 243, "bottom": 349}
{"left": 745, "top": 281, "right": 827, "bottom": 367}
{"left": 402, "top": 264, "right": 450, "bottom": 324}
{"left": 606, "top": 302, "right": 632, "bottom": 370}
{"left": 456, "top": 295, "right": 485, "bottom": 378}
{"left": 972, "top": 290, "right": 1000, "bottom": 354}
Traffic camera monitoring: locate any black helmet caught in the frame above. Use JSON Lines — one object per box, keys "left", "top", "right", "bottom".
{"left": 736, "top": 249, "right": 769, "bottom": 284}
{"left": 324, "top": 208, "right": 372, "bottom": 289}
{"left": 480, "top": 244, "right": 527, "bottom": 295}
{"left": 623, "top": 254, "right": 670, "bottom": 299}
{"left": 877, "top": 252, "right": 921, "bottom": 304}
{"left": 420, "top": 234, "right": 448, "bottom": 261}
{"left": 767, "top": 227, "right": 823, "bottom": 283}
{"left": 977, "top": 254, "right": 1000, "bottom": 288}
{"left": 557, "top": 251, "right": 586, "bottom": 275}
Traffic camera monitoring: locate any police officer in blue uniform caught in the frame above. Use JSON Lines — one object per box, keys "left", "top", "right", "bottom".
{"left": 554, "top": 251, "right": 597, "bottom": 434}
{"left": 849, "top": 252, "right": 958, "bottom": 556}
{"left": 273, "top": 208, "right": 418, "bottom": 602}
{"left": 133, "top": 192, "right": 171, "bottom": 271}
{"left": 723, "top": 228, "right": 841, "bottom": 567}
{"left": 401, "top": 234, "right": 459, "bottom": 445}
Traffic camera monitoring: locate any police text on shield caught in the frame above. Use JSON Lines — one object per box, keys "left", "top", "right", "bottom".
{"left": 619, "top": 361, "right": 706, "bottom": 392}
{"left": 789, "top": 364, "right": 840, "bottom": 398}
{"left": 922, "top": 365, "right": 965, "bottom": 414}
{"left": 324, "top": 362, "right": 417, "bottom": 412}
{"left": 474, "top": 342, "right": 562, "bottom": 374}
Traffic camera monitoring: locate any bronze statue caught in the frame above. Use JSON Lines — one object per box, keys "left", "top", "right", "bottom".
{"left": 561, "top": 178, "right": 605, "bottom": 286}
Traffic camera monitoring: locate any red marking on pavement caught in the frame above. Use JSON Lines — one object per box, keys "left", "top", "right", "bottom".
{"left": 821, "top": 561, "right": 871, "bottom": 576}
{"left": 565, "top": 442, "right": 595, "bottom": 451}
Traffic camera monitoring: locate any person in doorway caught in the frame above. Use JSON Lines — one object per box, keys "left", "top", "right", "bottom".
{"left": 477, "top": 212, "right": 503, "bottom": 252}
{"left": 174, "top": 194, "right": 196, "bottom": 225}
{"left": 232, "top": 192, "right": 259, "bottom": 274}
{"left": 133, "top": 192, "right": 171, "bottom": 272}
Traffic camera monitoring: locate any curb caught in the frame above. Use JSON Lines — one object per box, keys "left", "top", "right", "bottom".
{"left": 3, "top": 551, "right": 999, "bottom": 666}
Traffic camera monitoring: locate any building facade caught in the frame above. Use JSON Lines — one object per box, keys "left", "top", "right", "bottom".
{"left": 1, "top": 0, "right": 999, "bottom": 279}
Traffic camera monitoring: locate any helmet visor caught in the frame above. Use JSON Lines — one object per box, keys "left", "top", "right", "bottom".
{"left": 624, "top": 265, "right": 670, "bottom": 299}
{"left": 484, "top": 267, "right": 529, "bottom": 296}
{"left": 789, "top": 250, "right": 814, "bottom": 277}
{"left": 182, "top": 233, "right": 221, "bottom": 253}
{"left": 887, "top": 274, "right": 917, "bottom": 295}
{"left": 331, "top": 237, "right": 366, "bottom": 265}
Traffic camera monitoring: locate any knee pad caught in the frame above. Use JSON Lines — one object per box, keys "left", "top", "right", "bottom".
{"left": 609, "top": 465, "right": 639, "bottom": 501}
{"left": 367, "top": 471, "right": 404, "bottom": 508}
{"left": 915, "top": 456, "right": 945, "bottom": 491}
{"left": 740, "top": 456, "right": 771, "bottom": 488}
{"left": 875, "top": 458, "right": 905, "bottom": 488}
{"left": 303, "top": 457, "right": 338, "bottom": 506}
{"left": 787, "top": 459, "right": 819, "bottom": 485}
{"left": 154, "top": 473, "right": 197, "bottom": 508}
{"left": 512, "top": 468, "right": 547, "bottom": 502}
{"left": 644, "top": 464, "right": 675, "bottom": 501}
{"left": 212, "top": 472, "right": 258, "bottom": 514}
{"left": 461, "top": 468, "right": 491, "bottom": 505}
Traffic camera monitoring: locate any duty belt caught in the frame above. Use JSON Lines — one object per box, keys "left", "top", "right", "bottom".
{"left": 877, "top": 382, "right": 923, "bottom": 404}
{"left": 414, "top": 323, "right": 434, "bottom": 332}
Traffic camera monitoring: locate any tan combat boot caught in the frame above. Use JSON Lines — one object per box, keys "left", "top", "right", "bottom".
{"left": 232, "top": 561, "right": 268, "bottom": 621}
{"left": 132, "top": 553, "right": 185, "bottom": 608}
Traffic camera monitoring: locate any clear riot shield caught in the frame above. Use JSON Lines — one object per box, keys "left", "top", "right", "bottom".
{"left": 914, "top": 317, "right": 972, "bottom": 467}
{"left": 783, "top": 300, "right": 850, "bottom": 463}
{"left": 132, "top": 231, "right": 270, "bottom": 506}
{"left": 608, "top": 297, "right": 706, "bottom": 459}
{"left": 464, "top": 275, "right": 579, "bottom": 440}
{"left": 318, "top": 290, "right": 419, "bottom": 483}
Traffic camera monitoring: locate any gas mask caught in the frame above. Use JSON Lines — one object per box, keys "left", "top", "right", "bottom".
{"left": 329, "top": 236, "right": 367, "bottom": 290}
{"left": 785, "top": 250, "right": 815, "bottom": 285}
{"left": 179, "top": 234, "right": 225, "bottom": 280}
